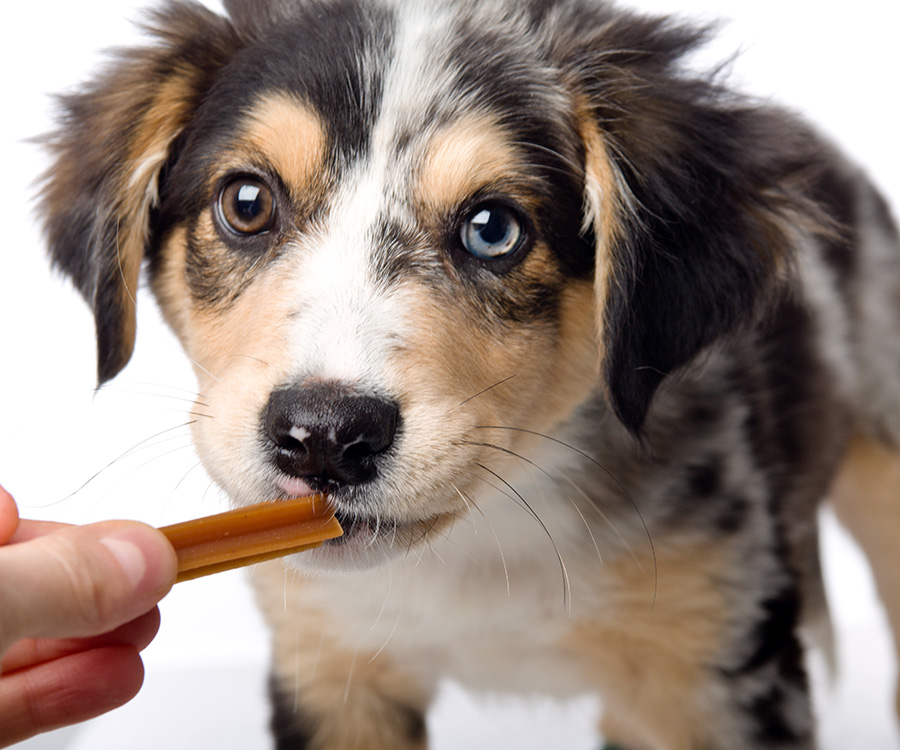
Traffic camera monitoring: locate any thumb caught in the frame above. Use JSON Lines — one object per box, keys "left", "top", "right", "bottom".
{"left": 0, "top": 484, "right": 19, "bottom": 544}
{"left": 0, "top": 521, "right": 177, "bottom": 652}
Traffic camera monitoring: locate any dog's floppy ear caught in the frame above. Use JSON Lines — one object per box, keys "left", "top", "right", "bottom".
{"left": 40, "top": 1, "right": 241, "bottom": 383}
{"left": 560, "top": 12, "right": 816, "bottom": 434}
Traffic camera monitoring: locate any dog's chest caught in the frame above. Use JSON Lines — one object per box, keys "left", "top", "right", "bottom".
{"left": 281, "top": 491, "right": 611, "bottom": 694}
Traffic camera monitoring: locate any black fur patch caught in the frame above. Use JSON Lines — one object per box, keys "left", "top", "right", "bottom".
{"left": 547, "top": 6, "right": 839, "bottom": 433}
{"left": 269, "top": 675, "right": 313, "bottom": 750}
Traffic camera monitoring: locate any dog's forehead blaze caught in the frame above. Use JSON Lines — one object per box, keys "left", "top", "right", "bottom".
{"left": 416, "top": 115, "right": 524, "bottom": 214}
{"left": 238, "top": 93, "right": 327, "bottom": 193}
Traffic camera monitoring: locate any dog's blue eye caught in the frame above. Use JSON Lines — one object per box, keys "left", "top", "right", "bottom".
{"left": 218, "top": 177, "right": 276, "bottom": 235}
{"left": 460, "top": 204, "right": 524, "bottom": 259}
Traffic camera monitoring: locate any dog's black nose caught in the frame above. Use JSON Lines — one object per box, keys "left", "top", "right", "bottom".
{"left": 263, "top": 383, "right": 400, "bottom": 486}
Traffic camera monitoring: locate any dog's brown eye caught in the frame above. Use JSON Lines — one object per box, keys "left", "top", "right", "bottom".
{"left": 218, "top": 177, "right": 276, "bottom": 235}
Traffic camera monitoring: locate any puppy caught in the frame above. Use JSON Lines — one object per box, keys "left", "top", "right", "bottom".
{"left": 39, "top": 0, "right": 900, "bottom": 747}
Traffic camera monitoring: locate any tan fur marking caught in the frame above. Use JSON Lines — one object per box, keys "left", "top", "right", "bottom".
{"left": 395, "top": 276, "right": 599, "bottom": 438}
{"left": 150, "top": 226, "right": 192, "bottom": 341}
{"left": 830, "top": 434, "right": 900, "bottom": 719}
{"left": 189, "top": 264, "right": 299, "bottom": 384}
{"left": 574, "top": 101, "right": 624, "bottom": 367}
{"left": 417, "top": 116, "right": 525, "bottom": 215}
{"left": 564, "top": 541, "right": 738, "bottom": 749}
{"left": 240, "top": 93, "right": 327, "bottom": 196}
{"left": 115, "top": 72, "right": 204, "bottom": 362}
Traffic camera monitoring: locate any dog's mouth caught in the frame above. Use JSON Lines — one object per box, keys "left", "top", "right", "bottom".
{"left": 275, "top": 476, "right": 453, "bottom": 566}
{"left": 327, "top": 506, "right": 451, "bottom": 548}
{"left": 328, "top": 508, "right": 406, "bottom": 546}
{"left": 303, "top": 507, "right": 455, "bottom": 571}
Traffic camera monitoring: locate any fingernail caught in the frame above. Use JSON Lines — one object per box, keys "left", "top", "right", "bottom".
{"left": 101, "top": 532, "right": 148, "bottom": 588}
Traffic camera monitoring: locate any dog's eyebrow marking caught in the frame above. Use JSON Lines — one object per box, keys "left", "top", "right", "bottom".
{"left": 416, "top": 115, "right": 523, "bottom": 214}
{"left": 239, "top": 92, "right": 327, "bottom": 195}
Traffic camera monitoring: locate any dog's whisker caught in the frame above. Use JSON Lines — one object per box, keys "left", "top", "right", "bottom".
{"left": 171, "top": 459, "right": 207, "bottom": 495}
{"left": 107, "top": 401, "right": 213, "bottom": 420}
{"left": 185, "top": 410, "right": 215, "bottom": 420}
{"left": 93, "top": 383, "right": 214, "bottom": 421}
{"left": 466, "top": 472, "right": 522, "bottom": 508}
{"left": 436, "top": 515, "right": 482, "bottom": 566}
{"left": 453, "top": 482, "right": 511, "bottom": 597}
{"left": 449, "top": 482, "right": 477, "bottom": 535}
{"left": 97, "top": 381, "right": 209, "bottom": 406}
{"left": 466, "top": 438, "right": 604, "bottom": 592}
{"left": 457, "top": 374, "right": 517, "bottom": 407}
{"left": 32, "top": 421, "right": 199, "bottom": 508}
{"left": 367, "top": 608, "right": 403, "bottom": 666}
{"left": 474, "top": 462, "right": 571, "bottom": 614}
{"left": 78, "top": 438, "right": 199, "bottom": 523}
{"left": 404, "top": 514, "right": 445, "bottom": 568}
{"left": 107, "top": 440, "right": 199, "bottom": 491}
{"left": 369, "top": 564, "right": 393, "bottom": 633}
{"left": 560, "top": 474, "right": 642, "bottom": 568}
{"left": 425, "top": 514, "right": 454, "bottom": 563}
{"left": 461, "top": 438, "right": 606, "bottom": 565}
{"left": 367, "top": 512, "right": 382, "bottom": 549}
{"left": 156, "top": 458, "right": 211, "bottom": 523}
{"left": 342, "top": 643, "right": 360, "bottom": 705}
{"left": 568, "top": 495, "right": 603, "bottom": 564}
{"left": 474, "top": 424, "right": 658, "bottom": 604}
{"left": 426, "top": 539, "right": 447, "bottom": 565}
{"left": 409, "top": 519, "right": 433, "bottom": 564}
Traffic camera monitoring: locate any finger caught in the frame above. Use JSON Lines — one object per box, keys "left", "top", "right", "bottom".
{"left": 0, "top": 522, "right": 177, "bottom": 651}
{"left": 0, "top": 485, "right": 18, "bottom": 544}
{"left": 0, "top": 645, "right": 144, "bottom": 747}
{"left": 1, "top": 607, "right": 162, "bottom": 675}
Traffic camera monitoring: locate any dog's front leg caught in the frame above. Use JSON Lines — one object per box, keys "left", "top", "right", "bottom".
{"left": 268, "top": 653, "right": 430, "bottom": 750}
{"left": 571, "top": 538, "right": 815, "bottom": 750}
{"left": 255, "top": 562, "right": 433, "bottom": 750}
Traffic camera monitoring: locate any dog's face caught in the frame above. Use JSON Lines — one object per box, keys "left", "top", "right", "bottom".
{"left": 156, "top": 81, "right": 600, "bottom": 567}
{"left": 41, "top": 0, "right": 803, "bottom": 570}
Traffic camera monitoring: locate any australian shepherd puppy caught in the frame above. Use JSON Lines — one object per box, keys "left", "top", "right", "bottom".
{"left": 39, "top": 0, "right": 900, "bottom": 747}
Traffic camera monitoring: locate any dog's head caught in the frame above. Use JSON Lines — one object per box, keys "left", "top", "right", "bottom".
{"left": 41, "top": 0, "right": 811, "bottom": 568}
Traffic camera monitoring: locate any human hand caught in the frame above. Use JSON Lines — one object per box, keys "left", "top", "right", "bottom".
{"left": 0, "top": 484, "right": 177, "bottom": 747}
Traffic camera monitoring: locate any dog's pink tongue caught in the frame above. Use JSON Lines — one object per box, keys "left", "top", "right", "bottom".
{"left": 278, "top": 477, "right": 318, "bottom": 498}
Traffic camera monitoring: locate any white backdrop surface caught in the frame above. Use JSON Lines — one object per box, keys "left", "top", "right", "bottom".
{"left": 2, "top": 1, "right": 899, "bottom": 748}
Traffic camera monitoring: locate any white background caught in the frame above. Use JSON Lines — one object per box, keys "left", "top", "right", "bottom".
{"left": 2, "top": 0, "right": 899, "bottom": 747}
